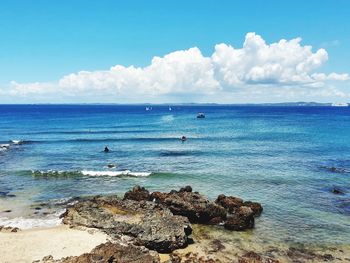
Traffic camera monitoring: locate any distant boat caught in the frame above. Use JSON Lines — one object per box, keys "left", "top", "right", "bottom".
{"left": 169, "top": 106, "right": 172, "bottom": 111}
{"left": 331, "top": 102, "right": 348, "bottom": 107}
{"left": 197, "top": 112, "right": 205, "bottom": 118}
{"left": 145, "top": 106, "right": 152, "bottom": 111}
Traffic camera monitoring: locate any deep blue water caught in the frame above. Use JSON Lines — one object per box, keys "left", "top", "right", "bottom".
{"left": 0, "top": 105, "right": 349, "bottom": 245}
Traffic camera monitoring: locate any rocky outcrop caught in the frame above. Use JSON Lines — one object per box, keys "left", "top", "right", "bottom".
{"left": 61, "top": 186, "right": 263, "bottom": 254}
{"left": 36, "top": 242, "right": 160, "bottom": 263}
{"left": 224, "top": 206, "right": 255, "bottom": 231}
{"left": 61, "top": 195, "right": 191, "bottom": 253}
{"left": 122, "top": 186, "right": 263, "bottom": 231}
{"left": 215, "top": 194, "right": 263, "bottom": 217}
{"left": 123, "top": 185, "right": 151, "bottom": 201}
{"left": 149, "top": 187, "right": 227, "bottom": 224}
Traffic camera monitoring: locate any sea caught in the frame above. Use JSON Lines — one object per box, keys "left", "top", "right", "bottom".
{"left": 0, "top": 104, "right": 349, "bottom": 247}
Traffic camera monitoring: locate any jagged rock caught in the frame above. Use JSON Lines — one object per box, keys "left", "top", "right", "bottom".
{"left": 39, "top": 242, "right": 160, "bottom": 263}
{"left": 123, "top": 185, "right": 151, "bottom": 201}
{"left": 243, "top": 201, "right": 263, "bottom": 217}
{"left": 224, "top": 206, "right": 254, "bottom": 231}
{"left": 179, "top": 186, "right": 192, "bottom": 193}
{"left": 215, "top": 194, "right": 243, "bottom": 213}
{"left": 61, "top": 195, "right": 191, "bottom": 253}
{"left": 215, "top": 194, "right": 263, "bottom": 217}
{"left": 150, "top": 189, "right": 227, "bottom": 224}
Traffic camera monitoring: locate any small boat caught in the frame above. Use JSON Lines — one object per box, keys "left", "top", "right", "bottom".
{"left": 145, "top": 106, "right": 153, "bottom": 111}
{"left": 169, "top": 106, "right": 172, "bottom": 111}
{"left": 197, "top": 112, "right": 205, "bottom": 118}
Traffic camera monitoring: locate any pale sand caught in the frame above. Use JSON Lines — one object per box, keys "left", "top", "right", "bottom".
{"left": 0, "top": 225, "right": 108, "bottom": 263}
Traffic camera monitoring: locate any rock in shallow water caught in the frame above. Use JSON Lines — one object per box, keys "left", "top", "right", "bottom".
{"left": 215, "top": 194, "right": 263, "bottom": 217}
{"left": 224, "top": 206, "right": 255, "bottom": 231}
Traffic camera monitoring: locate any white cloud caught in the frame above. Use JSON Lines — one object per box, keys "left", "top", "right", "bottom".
{"left": 2, "top": 32, "right": 349, "bottom": 102}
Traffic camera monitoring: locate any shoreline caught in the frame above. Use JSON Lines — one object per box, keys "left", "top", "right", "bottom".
{"left": 1, "top": 223, "right": 349, "bottom": 263}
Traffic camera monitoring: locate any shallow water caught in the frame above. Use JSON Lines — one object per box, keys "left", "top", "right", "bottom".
{"left": 0, "top": 105, "right": 349, "bottom": 246}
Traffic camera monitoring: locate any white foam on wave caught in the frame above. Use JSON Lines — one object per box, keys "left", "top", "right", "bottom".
{"left": 0, "top": 210, "right": 63, "bottom": 229}
{"left": 81, "top": 170, "right": 152, "bottom": 177}
{"left": 11, "top": 140, "right": 24, "bottom": 145}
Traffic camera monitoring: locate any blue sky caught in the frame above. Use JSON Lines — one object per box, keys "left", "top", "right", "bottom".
{"left": 0, "top": 0, "right": 349, "bottom": 103}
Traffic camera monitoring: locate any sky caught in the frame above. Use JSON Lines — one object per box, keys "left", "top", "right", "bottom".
{"left": 0, "top": 0, "right": 349, "bottom": 103}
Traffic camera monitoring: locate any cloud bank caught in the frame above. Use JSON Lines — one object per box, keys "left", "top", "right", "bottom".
{"left": 2, "top": 33, "right": 349, "bottom": 103}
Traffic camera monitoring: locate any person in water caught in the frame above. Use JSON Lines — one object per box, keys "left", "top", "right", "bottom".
{"left": 104, "top": 146, "right": 110, "bottom": 152}
{"left": 181, "top": 136, "right": 187, "bottom": 141}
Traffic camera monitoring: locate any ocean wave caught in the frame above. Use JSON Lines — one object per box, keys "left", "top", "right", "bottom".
{"left": 159, "top": 150, "right": 199, "bottom": 157}
{"left": 81, "top": 170, "right": 152, "bottom": 177}
{"left": 20, "top": 129, "right": 160, "bottom": 135}
{"left": 0, "top": 210, "right": 63, "bottom": 229}
{"left": 19, "top": 137, "right": 200, "bottom": 144}
{"left": 31, "top": 170, "right": 152, "bottom": 177}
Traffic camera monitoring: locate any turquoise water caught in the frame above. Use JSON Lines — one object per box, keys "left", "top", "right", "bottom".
{"left": 0, "top": 105, "right": 349, "bottom": 245}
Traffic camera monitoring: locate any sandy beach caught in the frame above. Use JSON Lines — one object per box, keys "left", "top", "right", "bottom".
{"left": 0, "top": 225, "right": 108, "bottom": 263}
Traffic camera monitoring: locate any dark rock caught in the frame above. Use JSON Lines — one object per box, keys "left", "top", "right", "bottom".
{"left": 123, "top": 185, "right": 151, "bottom": 201}
{"left": 179, "top": 186, "right": 192, "bottom": 193}
{"left": 107, "top": 164, "right": 116, "bottom": 168}
{"left": 215, "top": 194, "right": 243, "bottom": 213}
{"left": 332, "top": 188, "right": 344, "bottom": 195}
{"left": 215, "top": 194, "right": 263, "bottom": 217}
{"left": 3, "top": 210, "right": 12, "bottom": 213}
{"left": 321, "top": 166, "right": 346, "bottom": 173}
{"left": 151, "top": 188, "right": 226, "bottom": 224}
{"left": 45, "top": 242, "right": 160, "bottom": 263}
{"left": 224, "top": 206, "right": 255, "bottom": 231}
{"left": 61, "top": 195, "right": 191, "bottom": 253}
{"left": 243, "top": 201, "right": 263, "bottom": 216}
{"left": 0, "top": 225, "right": 20, "bottom": 232}
{"left": 208, "top": 217, "right": 224, "bottom": 225}
{"left": 209, "top": 239, "right": 225, "bottom": 252}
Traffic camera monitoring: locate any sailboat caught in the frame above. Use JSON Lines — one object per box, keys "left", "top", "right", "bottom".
{"left": 169, "top": 106, "right": 172, "bottom": 111}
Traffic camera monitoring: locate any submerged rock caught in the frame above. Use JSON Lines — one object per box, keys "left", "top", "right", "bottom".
{"left": 61, "top": 195, "right": 191, "bottom": 253}
{"left": 331, "top": 188, "right": 344, "bottom": 195}
{"left": 286, "top": 247, "right": 334, "bottom": 262}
